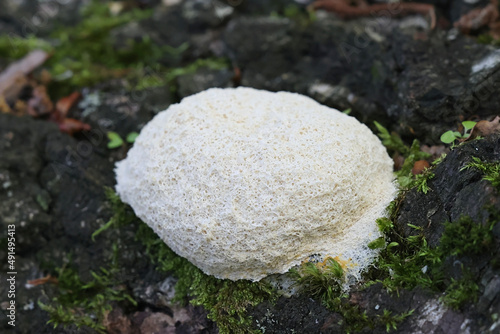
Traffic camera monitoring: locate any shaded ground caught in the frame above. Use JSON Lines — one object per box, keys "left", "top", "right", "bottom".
{"left": 1, "top": 0, "right": 500, "bottom": 333}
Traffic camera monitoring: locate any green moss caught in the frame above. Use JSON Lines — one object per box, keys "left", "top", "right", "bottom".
{"left": 39, "top": 244, "right": 137, "bottom": 333}
{"left": 290, "top": 259, "right": 375, "bottom": 333}
{"left": 373, "top": 121, "right": 409, "bottom": 156}
{"left": 135, "top": 222, "right": 275, "bottom": 334}
{"left": 0, "top": 1, "right": 225, "bottom": 98}
{"left": 412, "top": 170, "right": 435, "bottom": 194}
{"left": 374, "top": 122, "right": 431, "bottom": 190}
{"left": 371, "top": 213, "right": 497, "bottom": 309}
{"left": 92, "top": 187, "right": 136, "bottom": 240}
{"left": 0, "top": 35, "right": 52, "bottom": 60}
{"left": 290, "top": 258, "right": 416, "bottom": 333}
{"left": 378, "top": 309, "right": 414, "bottom": 333}
{"left": 461, "top": 156, "right": 500, "bottom": 190}
{"left": 440, "top": 269, "right": 479, "bottom": 310}
{"left": 270, "top": 4, "right": 317, "bottom": 26}
{"left": 90, "top": 189, "right": 276, "bottom": 334}
{"left": 290, "top": 258, "right": 344, "bottom": 301}
{"left": 440, "top": 215, "right": 495, "bottom": 256}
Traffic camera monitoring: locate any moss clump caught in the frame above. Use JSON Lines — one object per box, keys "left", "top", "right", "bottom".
{"left": 0, "top": 1, "right": 231, "bottom": 98}
{"left": 291, "top": 258, "right": 373, "bottom": 332}
{"left": 290, "top": 257, "right": 415, "bottom": 333}
{"left": 135, "top": 222, "right": 276, "bottom": 334}
{"left": 374, "top": 121, "right": 431, "bottom": 190}
{"left": 95, "top": 189, "right": 276, "bottom": 334}
{"left": 38, "top": 244, "right": 137, "bottom": 333}
{"left": 372, "top": 214, "right": 497, "bottom": 309}
{"left": 378, "top": 309, "right": 415, "bottom": 333}
{"left": 440, "top": 269, "right": 479, "bottom": 310}
{"left": 440, "top": 215, "right": 496, "bottom": 256}
{"left": 461, "top": 156, "right": 500, "bottom": 190}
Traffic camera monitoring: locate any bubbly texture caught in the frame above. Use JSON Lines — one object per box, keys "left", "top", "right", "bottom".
{"left": 115, "top": 87, "right": 396, "bottom": 281}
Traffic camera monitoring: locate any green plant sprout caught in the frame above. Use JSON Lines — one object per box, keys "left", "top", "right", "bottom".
{"left": 106, "top": 131, "right": 139, "bottom": 149}
{"left": 371, "top": 214, "right": 497, "bottom": 311}
{"left": 440, "top": 121, "right": 477, "bottom": 144}
{"left": 373, "top": 121, "right": 432, "bottom": 189}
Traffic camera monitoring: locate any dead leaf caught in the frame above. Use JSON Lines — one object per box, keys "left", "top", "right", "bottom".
{"left": 55, "top": 91, "right": 82, "bottom": 119}
{"left": 27, "top": 274, "right": 58, "bottom": 286}
{"left": 412, "top": 160, "right": 430, "bottom": 175}
{"left": 103, "top": 307, "right": 134, "bottom": 334}
{"left": 465, "top": 116, "right": 500, "bottom": 141}
{"left": 56, "top": 118, "right": 91, "bottom": 135}
{"left": 310, "top": 0, "right": 436, "bottom": 29}
{"left": 421, "top": 144, "right": 448, "bottom": 160}
{"left": 454, "top": 3, "right": 499, "bottom": 34}
{"left": 0, "top": 96, "right": 11, "bottom": 113}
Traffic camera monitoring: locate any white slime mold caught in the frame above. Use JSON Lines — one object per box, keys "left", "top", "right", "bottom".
{"left": 116, "top": 87, "right": 396, "bottom": 281}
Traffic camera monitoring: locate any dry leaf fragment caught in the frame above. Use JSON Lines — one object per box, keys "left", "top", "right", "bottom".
{"left": 412, "top": 160, "right": 430, "bottom": 175}
{"left": 310, "top": 0, "right": 436, "bottom": 29}
{"left": 55, "top": 91, "right": 82, "bottom": 119}
{"left": 0, "top": 96, "right": 11, "bottom": 113}
{"left": 454, "top": 2, "right": 499, "bottom": 34}
{"left": 465, "top": 116, "right": 500, "bottom": 141}
{"left": 27, "top": 274, "right": 58, "bottom": 286}
{"left": 57, "top": 117, "right": 91, "bottom": 135}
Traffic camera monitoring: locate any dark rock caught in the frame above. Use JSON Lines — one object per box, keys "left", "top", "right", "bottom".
{"left": 223, "top": 14, "right": 500, "bottom": 143}
{"left": 251, "top": 295, "right": 335, "bottom": 333}
{"left": 78, "top": 86, "right": 171, "bottom": 148}
{"left": 177, "top": 67, "right": 234, "bottom": 98}
{"left": 233, "top": 0, "right": 302, "bottom": 16}
{"left": 448, "top": 0, "right": 491, "bottom": 23}
{"left": 0, "top": 0, "right": 86, "bottom": 37}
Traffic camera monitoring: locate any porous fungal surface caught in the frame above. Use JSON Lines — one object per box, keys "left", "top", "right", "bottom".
{"left": 115, "top": 87, "right": 396, "bottom": 281}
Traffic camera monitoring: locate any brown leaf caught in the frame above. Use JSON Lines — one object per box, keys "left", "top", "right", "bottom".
{"left": 412, "top": 160, "right": 430, "bottom": 175}
{"left": 466, "top": 116, "right": 500, "bottom": 141}
{"left": 57, "top": 118, "right": 91, "bottom": 135}
{"left": 310, "top": 0, "right": 436, "bottom": 29}
{"left": 27, "top": 274, "right": 58, "bottom": 286}
{"left": 421, "top": 144, "right": 448, "bottom": 161}
{"left": 55, "top": 91, "right": 82, "bottom": 119}
{"left": 454, "top": 3, "right": 499, "bottom": 34}
{"left": 0, "top": 96, "right": 11, "bottom": 113}
{"left": 103, "top": 307, "right": 135, "bottom": 334}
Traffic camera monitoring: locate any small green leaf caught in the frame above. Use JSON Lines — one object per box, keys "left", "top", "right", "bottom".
{"left": 462, "top": 121, "right": 477, "bottom": 131}
{"left": 387, "top": 242, "right": 399, "bottom": 248}
{"left": 107, "top": 132, "right": 123, "bottom": 149}
{"left": 407, "top": 223, "right": 423, "bottom": 231}
{"left": 126, "top": 132, "right": 139, "bottom": 143}
{"left": 342, "top": 108, "right": 352, "bottom": 115}
{"left": 368, "top": 237, "right": 386, "bottom": 249}
{"left": 374, "top": 121, "right": 389, "bottom": 136}
{"left": 440, "top": 130, "right": 457, "bottom": 144}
